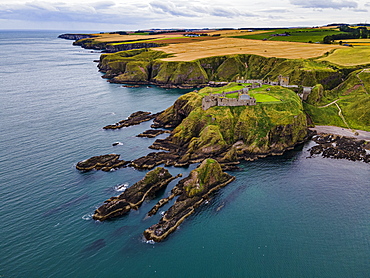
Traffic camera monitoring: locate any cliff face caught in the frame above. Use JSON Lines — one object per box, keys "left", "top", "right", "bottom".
{"left": 105, "top": 42, "right": 163, "bottom": 53}
{"left": 70, "top": 37, "right": 164, "bottom": 52}
{"left": 97, "top": 49, "right": 346, "bottom": 89}
{"left": 58, "top": 34, "right": 95, "bottom": 40}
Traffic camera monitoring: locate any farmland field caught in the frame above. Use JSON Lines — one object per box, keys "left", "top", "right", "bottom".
{"left": 233, "top": 28, "right": 343, "bottom": 43}
{"left": 108, "top": 36, "right": 220, "bottom": 46}
{"left": 156, "top": 38, "right": 344, "bottom": 61}
{"left": 318, "top": 46, "right": 370, "bottom": 66}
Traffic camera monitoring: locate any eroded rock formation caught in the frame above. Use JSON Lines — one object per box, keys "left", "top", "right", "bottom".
{"left": 136, "top": 129, "right": 171, "bottom": 138}
{"left": 76, "top": 154, "right": 128, "bottom": 171}
{"left": 93, "top": 167, "right": 181, "bottom": 221}
{"left": 144, "top": 159, "right": 235, "bottom": 242}
{"left": 103, "top": 111, "right": 160, "bottom": 130}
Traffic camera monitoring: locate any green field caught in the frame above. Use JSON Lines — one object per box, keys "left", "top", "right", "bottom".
{"left": 234, "top": 28, "right": 343, "bottom": 43}
{"left": 250, "top": 92, "right": 280, "bottom": 102}
{"left": 318, "top": 46, "right": 370, "bottom": 66}
{"left": 199, "top": 83, "right": 282, "bottom": 102}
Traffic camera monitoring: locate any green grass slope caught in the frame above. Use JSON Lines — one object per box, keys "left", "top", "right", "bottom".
{"left": 303, "top": 69, "right": 370, "bottom": 131}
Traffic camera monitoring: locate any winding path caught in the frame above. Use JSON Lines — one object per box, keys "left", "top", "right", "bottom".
{"left": 335, "top": 102, "right": 351, "bottom": 130}
{"left": 317, "top": 99, "right": 351, "bottom": 130}
{"left": 356, "top": 69, "right": 369, "bottom": 95}
{"left": 318, "top": 99, "right": 339, "bottom": 108}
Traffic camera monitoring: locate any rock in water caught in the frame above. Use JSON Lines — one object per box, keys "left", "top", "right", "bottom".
{"left": 143, "top": 159, "right": 235, "bottom": 242}
{"left": 103, "top": 111, "right": 160, "bottom": 130}
{"left": 76, "top": 154, "right": 128, "bottom": 171}
{"left": 308, "top": 134, "right": 370, "bottom": 163}
{"left": 92, "top": 167, "right": 180, "bottom": 221}
{"left": 136, "top": 129, "right": 171, "bottom": 138}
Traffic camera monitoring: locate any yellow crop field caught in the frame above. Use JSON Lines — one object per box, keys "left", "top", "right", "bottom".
{"left": 156, "top": 38, "right": 344, "bottom": 61}
{"left": 89, "top": 33, "right": 181, "bottom": 43}
{"left": 206, "top": 29, "right": 270, "bottom": 36}
{"left": 318, "top": 46, "right": 370, "bottom": 66}
{"left": 338, "top": 39, "right": 370, "bottom": 43}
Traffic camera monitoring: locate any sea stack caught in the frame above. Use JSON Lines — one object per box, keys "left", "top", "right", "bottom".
{"left": 144, "top": 159, "right": 235, "bottom": 242}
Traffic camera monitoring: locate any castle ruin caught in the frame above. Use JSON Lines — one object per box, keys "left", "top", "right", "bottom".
{"left": 235, "top": 75, "right": 313, "bottom": 100}
{"left": 202, "top": 87, "right": 256, "bottom": 110}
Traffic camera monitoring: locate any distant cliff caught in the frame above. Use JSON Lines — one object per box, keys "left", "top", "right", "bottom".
{"left": 98, "top": 49, "right": 347, "bottom": 89}
{"left": 58, "top": 34, "right": 95, "bottom": 40}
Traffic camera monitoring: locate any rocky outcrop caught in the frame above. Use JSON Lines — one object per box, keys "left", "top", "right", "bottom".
{"left": 103, "top": 111, "right": 160, "bottom": 130}
{"left": 136, "top": 129, "right": 171, "bottom": 138}
{"left": 93, "top": 167, "right": 181, "bottom": 221}
{"left": 58, "top": 34, "right": 95, "bottom": 40}
{"left": 309, "top": 134, "right": 370, "bottom": 163}
{"left": 76, "top": 154, "right": 128, "bottom": 171}
{"left": 143, "top": 159, "right": 235, "bottom": 242}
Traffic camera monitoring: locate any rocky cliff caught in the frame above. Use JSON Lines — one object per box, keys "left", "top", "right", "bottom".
{"left": 97, "top": 49, "right": 347, "bottom": 89}
{"left": 131, "top": 85, "right": 309, "bottom": 169}
{"left": 58, "top": 34, "right": 95, "bottom": 40}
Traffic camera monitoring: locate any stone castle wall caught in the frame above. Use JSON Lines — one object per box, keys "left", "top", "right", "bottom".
{"left": 202, "top": 90, "right": 256, "bottom": 110}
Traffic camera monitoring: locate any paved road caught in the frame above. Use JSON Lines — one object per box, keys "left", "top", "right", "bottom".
{"left": 310, "top": 125, "right": 370, "bottom": 141}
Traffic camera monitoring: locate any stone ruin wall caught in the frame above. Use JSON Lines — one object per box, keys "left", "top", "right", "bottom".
{"left": 217, "top": 98, "right": 256, "bottom": 107}
{"left": 202, "top": 90, "right": 256, "bottom": 110}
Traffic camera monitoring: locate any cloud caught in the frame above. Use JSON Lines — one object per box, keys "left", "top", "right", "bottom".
{"left": 149, "top": 1, "right": 256, "bottom": 18}
{"left": 259, "top": 8, "right": 291, "bottom": 13}
{"left": 0, "top": 1, "right": 151, "bottom": 24}
{"left": 353, "top": 8, "right": 368, "bottom": 12}
{"left": 92, "top": 1, "right": 116, "bottom": 10}
{"left": 149, "top": 1, "right": 196, "bottom": 17}
{"left": 290, "top": 0, "right": 358, "bottom": 9}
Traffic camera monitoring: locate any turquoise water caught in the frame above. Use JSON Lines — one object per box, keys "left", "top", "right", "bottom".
{"left": 1, "top": 31, "right": 369, "bottom": 278}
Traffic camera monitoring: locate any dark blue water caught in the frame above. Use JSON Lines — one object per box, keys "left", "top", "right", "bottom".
{"left": 1, "top": 31, "right": 369, "bottom": 278}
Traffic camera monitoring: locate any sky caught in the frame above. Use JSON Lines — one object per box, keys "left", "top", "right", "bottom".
{"left": 0, "top": 0, "right": 369, "bottom": 31}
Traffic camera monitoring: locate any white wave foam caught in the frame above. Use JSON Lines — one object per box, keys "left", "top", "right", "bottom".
{"left": 146, "top": 239, "right": 155, "bottom": 245}
{"left": 114, "top": 183, "right": 129, "bottom": 192}
{"left": 82, "top": 213, "right": 93, "bottom": 221}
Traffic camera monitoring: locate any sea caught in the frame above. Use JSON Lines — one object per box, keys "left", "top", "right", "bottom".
{"left": 0, "top": 31, "right": 369, "bottom": 278}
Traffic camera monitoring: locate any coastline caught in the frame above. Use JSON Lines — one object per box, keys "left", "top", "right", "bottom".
{"left": 309, "top": 125, "right": 370, "bottom": 141}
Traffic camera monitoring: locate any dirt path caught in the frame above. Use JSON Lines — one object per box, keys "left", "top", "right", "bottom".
{"left": 318, "top": 99, "right": 339, "bottom": 108}
{"left": 335, "top": 102, "right": 351, "bottom": 130}
{"left": 310, "top": 126, "right": 370, "bottom": 141}
{"left": 318, "top": 99, "right": 351, "bottom": 130}
{"left": 356, "top": 69, "right": 369, "bottom": 95}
